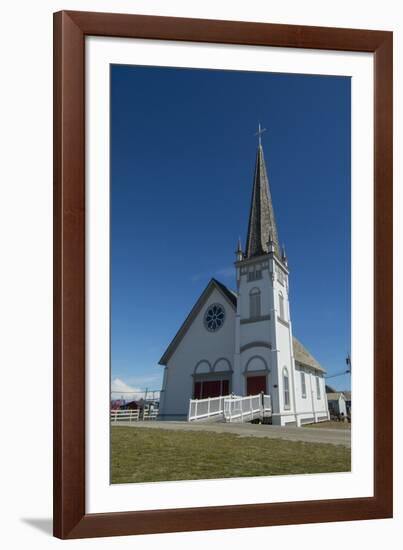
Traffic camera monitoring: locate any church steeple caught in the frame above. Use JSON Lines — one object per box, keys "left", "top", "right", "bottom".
{"left": 245, "top": 125, "right": 280, "bottom": 259}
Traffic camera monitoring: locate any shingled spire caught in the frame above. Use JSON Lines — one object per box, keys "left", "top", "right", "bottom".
{"left": 245, "top": 131, "right": 280, "bottom": 259}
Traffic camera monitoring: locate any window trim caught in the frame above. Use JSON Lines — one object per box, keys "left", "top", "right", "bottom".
{"left": 203, "top": 302, "right": 226, "bottom": 332}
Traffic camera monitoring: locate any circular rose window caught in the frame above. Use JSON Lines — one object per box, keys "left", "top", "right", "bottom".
{"left": 204, "top": 303, "right": 225, "bottom": 332}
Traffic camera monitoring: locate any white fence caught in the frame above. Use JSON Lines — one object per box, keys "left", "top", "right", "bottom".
{"left": 188, "top": 394, "right": 272, "bottom": 423}
{"left": 111, "top": 409, "right": 139, "bottom": 423}
{"left": 111, "top": 389, "right": 161, "bottom": 402}
{"left": 110, "top": 407, "right": 159, "bottom": 423}
{"left": 143, "top": 408, "right": 159, "bottom": 420}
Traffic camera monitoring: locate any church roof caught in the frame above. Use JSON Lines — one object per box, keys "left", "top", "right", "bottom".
{"left": 211, "top": 278, "right": 237, "bottom": 307}
{"left": 159, "top": 280, "right": 325, "bottom": 374}
{"left": 245, "top": 143, "right": 280, "bottom": 259}
{"left": 293, "top": 337, "right": 326, "bottom": 373}
{"left": 158, "top": 278, "right": 237, "bottom": 366}
{"left": 326, "top": 392, "right": 346, "bottom": 401}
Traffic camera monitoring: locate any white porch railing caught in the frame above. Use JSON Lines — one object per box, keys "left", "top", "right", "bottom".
{"left": 188, "top": 394, "right": 272, "bottom": 423}
{"left": 224, "top": 394, "right": 272, "bottom": 423}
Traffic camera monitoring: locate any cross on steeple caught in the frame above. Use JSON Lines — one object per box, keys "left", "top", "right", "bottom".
{"left": 254, "top": 122, "right": 266, "bottom": 146}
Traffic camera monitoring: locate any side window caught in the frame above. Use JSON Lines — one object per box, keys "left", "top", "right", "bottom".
{"left": 247, "top": 264, "right": 262, "bottom": 281}
{"left": 249, "top": 287, "right": 261, "bottom": 318}
{"left": 276, "top": 265, "right": 285, "bottom": 285}
{"left": 279, "top": 292, "right": 285, "bottom": 320}
{"left": 300, "top": 371, "right": 306, "bottom": 398}
{"left": 283, "top": 367, "right": 290, "bottom": 409}
{"left": 316, "top": 376, "right": 321, "bottom": 399}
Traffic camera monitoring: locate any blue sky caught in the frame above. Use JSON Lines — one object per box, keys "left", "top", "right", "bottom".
{"left": 110, "top": 64, "right": 351, "bottom": 396}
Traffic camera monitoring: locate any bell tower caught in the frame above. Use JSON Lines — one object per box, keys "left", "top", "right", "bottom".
{"left": 233, "top": 125, "right": 299, "bottom": 426}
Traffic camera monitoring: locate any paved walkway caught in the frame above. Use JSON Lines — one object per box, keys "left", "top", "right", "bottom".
{"left": 115, "top": 421, "right": 351, "bottom": 447}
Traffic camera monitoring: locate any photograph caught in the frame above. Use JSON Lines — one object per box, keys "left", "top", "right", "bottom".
{"left": 1, "top": 0, "right": 396, "bottom": 544}
{"left": 109, "top": 64, "right": 352, "bottom": 484}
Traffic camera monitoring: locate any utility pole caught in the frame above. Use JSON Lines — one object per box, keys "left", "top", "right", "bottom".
{"left": 346, "top": 353, "right": 351, "bottom": 373}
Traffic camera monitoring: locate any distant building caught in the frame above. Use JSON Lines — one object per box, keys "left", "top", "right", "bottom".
{"left": 326, "top": 392, "right": 348, "bottom": 418}
{"left": 342, "top": 390, "right": 351, "bottom": 416}
{"left": 121, "top": 400, "right": 140, "bottom": 410}
{"left": 158, "top": 131, "right": 329, "bottom": 426}
{"left": 110, "top": 399, "right": 125, "bottom": 410}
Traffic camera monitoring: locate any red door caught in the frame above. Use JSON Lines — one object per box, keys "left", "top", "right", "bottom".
{"left": 193, "top": 382, "right": 202, "bottom": 399}
{"left": 246, "top": 375, "right": 266, "bottom": 395}
{"left": 201, "top": 380, "right": 221, "bottom": 398}
{"left": 194, "top": 379, "right": 230, "bottom": 399}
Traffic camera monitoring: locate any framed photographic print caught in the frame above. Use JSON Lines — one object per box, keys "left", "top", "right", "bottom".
{"left": 53, "top": 10, "right": 393, "bottom": 539}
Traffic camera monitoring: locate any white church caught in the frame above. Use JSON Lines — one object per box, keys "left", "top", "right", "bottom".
{"left": 158, "top": 130, "right": 330, "bottom": 426}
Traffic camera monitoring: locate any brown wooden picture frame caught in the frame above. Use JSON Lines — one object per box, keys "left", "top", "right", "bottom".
{"left": 53, "top": 10, "right": 393, "bottom": 539}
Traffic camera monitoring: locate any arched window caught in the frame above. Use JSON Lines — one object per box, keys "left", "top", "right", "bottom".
{"left": 249, "top": 287, "right": 261, "bottom": 318}
{"left": 279, "top": 291, "right": 285, "bottom": 320}
{"left": 283, "top": 367, "right": 290, "bottom": 409}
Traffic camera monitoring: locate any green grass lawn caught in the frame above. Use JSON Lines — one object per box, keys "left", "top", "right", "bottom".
{"left": 111, "top": 426, "right": 351, "bottom": 484}
{"left": 303, "top": 421, "right": 351, "bottom": 430}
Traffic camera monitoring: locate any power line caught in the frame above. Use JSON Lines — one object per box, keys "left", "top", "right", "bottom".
{"left": 325, "top": 354, "right": 351, "bottom": 380}
{"left": 325, "top": 370, "right": 351, "bottom": 380}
